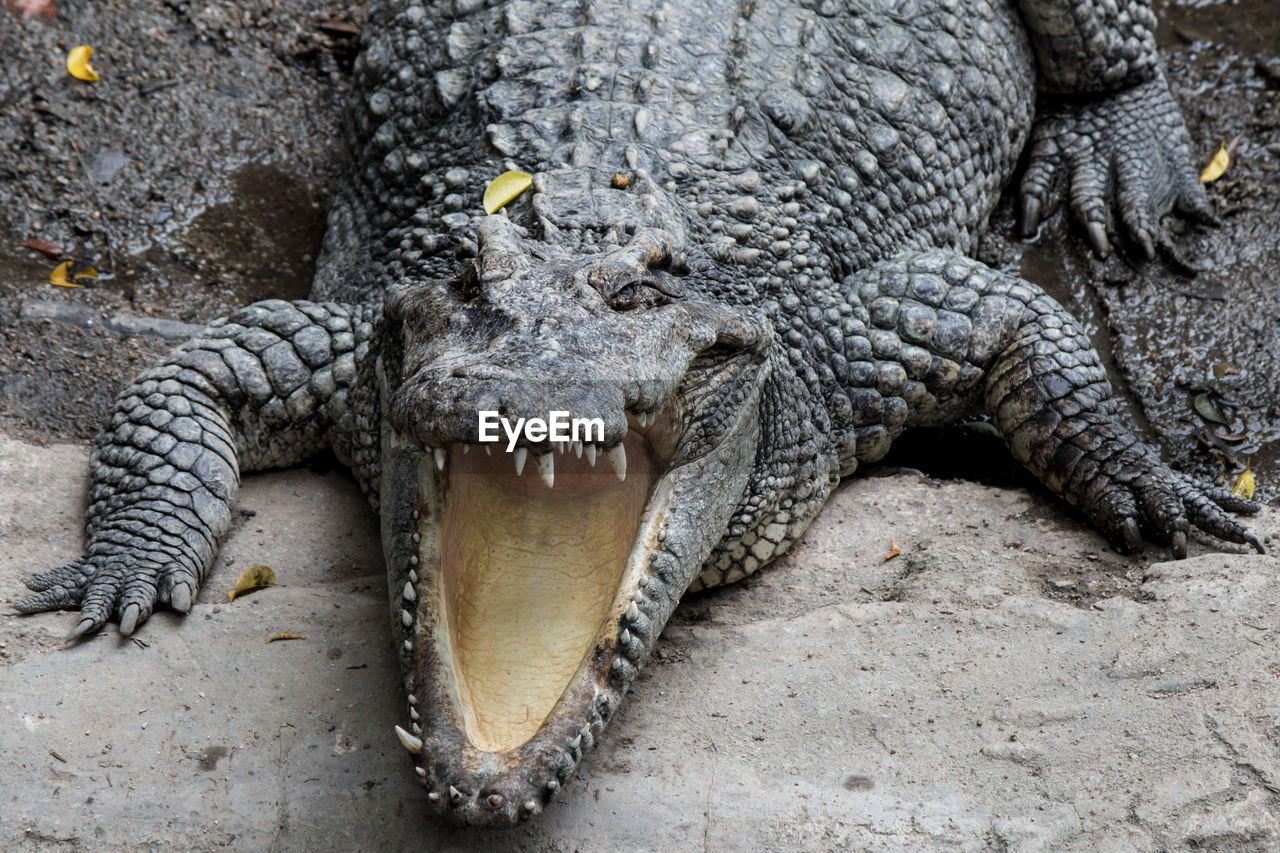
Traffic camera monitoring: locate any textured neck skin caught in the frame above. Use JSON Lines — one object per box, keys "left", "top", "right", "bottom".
{"left": 313, "top": 0, "right": 1035, "bottom": 311}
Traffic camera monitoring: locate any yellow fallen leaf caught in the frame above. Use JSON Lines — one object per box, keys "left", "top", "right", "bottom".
{"left": 266, "top": 632, "right": 306, "bottom": 644}
{"left": 1200, "top": 143, "right": 1230, "bottom": 183}
{"left": 229, "top": 564, "right": 276, "bottom": 602}
{"left": 482, "top": 170, "right": 532, "bottom": 214}
{"left": 49, "top": 261, "right": 81, "bottom": 288}
{"left": 1232, "top": 462, "right": 1255, "bottom": 500}
{"left": 883, "top": 538, "right": 901, "bottom": 561}
{"left": 66, "top": 45, "right": 99, "bottom": 82}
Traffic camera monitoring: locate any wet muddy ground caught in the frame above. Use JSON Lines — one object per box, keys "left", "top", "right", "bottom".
{"left": 0, "top": 0, "right": 1277, "bottom": 499}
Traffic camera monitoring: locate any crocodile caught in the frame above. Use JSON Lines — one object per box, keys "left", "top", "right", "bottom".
{"left": 15, "top": 0, "right": 1264, "bottom": 826}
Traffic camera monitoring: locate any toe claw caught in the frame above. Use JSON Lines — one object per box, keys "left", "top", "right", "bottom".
{"left": 1136, "top": 231, "right": 1155, "bottom": 262}
{"left": 119, "top": 603, "right": 141, "bottom": 636}
{"left": 72, "top": 618, "right": 98, "bottom": 638}
{"left": 1085, "top": 222, "right": 1111, "bottom": 257}
{"left": 1121, "top": 517, "right": 1142, "bottom": 554}
{"left": 1170, "top": 530, "right": 1187, "bottom": 560}
{"left": 170, "top": 583, "right": 192, "bottom": 613}
{"left": 1245, "top": 532, "right": 1265, "bottom": 555}
{"left": 1020, "top": 196, "right": 1042, "bottom": 237}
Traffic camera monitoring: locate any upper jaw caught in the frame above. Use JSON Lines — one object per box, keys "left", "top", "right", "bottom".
{"left": 377, "top": 356, "right": 769, "bottom": 825}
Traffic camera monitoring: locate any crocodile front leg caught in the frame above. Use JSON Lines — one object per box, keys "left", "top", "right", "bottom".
{"left": 16, "top": 299, "right": 379, "bottom": 636}
{"left": 802, "top": 251, "right": 1261, "bottom": 557}
{"left": 1015, "top": 0, "right": 1215, "bottom": 259}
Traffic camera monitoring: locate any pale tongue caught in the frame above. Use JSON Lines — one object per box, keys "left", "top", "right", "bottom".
{"left": 440, "top": 436, "right": 654, "bottom": 752}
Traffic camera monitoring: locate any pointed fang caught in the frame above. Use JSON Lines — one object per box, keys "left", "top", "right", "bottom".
{"left": 395, "top": 725, "right": 423, "bottom": 754}
{"left": 536, "top": 452, "right": 554, "bottom": 488}
{"left": 514, "top": 446, "right": 527, "bottom": 475}
{"left": 586, "top": 444, "right": 598, "bottom": 466}
{"left": 415, "top": 766, "right": 426, "bottom": 777}
{"left": 434, "top": 447, "right": 446, "bottom": 471}
{"left": 403, "top": 581, "right": 416, "bottom": 602}
{"left": 607, "top": 444, "right": 626, "bottom": 481}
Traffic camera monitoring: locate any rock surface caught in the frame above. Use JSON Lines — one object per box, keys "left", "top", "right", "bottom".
{"left": 3, "top": 435, "right": 1277, "bottom": 851}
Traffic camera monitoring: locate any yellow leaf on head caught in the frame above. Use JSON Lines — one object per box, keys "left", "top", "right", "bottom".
{"left": 483, "top": 170, "right": 532, "bottom": 215}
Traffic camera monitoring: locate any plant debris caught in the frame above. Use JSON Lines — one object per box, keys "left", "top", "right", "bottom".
{"left": 482, "top": 170, "right": 532, "bottom": 214}
{"left": 66, "top": 45, "right": 99, "bottom": 82}
{"left": 229, "top": 564, "right": 276, "bottom": 602}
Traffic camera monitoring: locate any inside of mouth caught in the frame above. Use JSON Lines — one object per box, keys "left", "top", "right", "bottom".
{"left": 438, "top": 431, "right": 658, "bottom": 753}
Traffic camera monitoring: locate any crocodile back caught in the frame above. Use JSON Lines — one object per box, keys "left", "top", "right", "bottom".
{"left": 310, "top": 0, "right": 1036, "bottom": 306}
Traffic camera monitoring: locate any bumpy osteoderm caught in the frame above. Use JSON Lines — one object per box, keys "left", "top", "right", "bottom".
{"left": 18, "top": 0, "right": 1261, "bottom": 826}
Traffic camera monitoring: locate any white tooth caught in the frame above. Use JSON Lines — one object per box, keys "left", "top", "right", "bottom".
{"left": 450, "top": 786, "right": 463, "bottom": 802}
{"left": 409, "top": 555, "right": 418, "bottom": 565}
{"left": 412, "top": 722, "right": 422, "bottom": 734}
{"left": 607, "top": 444, "right": 627, "bottom": 481}
{"left": 462, "top": 444, "right": 470, "bottom": 454}
{"left": 514, "top": 447, "right": 527, "bottom": 475}
{"left": 547, "top": 780, "right": 559, "bottom": 792}
{"left": 434, "top": 448, "right": 446, "bottom": 470}
{"left": 415, "top": 766, "right": 426, "bottom": 778}
{"left": 484, "top": 443, "right": 491, "bottom": 455}
{"left": 625, "top": 601, "right": 640, "bottom": 621}
{"left": 403, "top": 640, "right": 412, "bottom": 652}
{"left": 428, "top": 791, "right": 439, "bottom": 801}
{"left": 401, "top": 608, "right": 413, "bottom": 627}
{"left": 407, "top": 694, "right": 418, "bottom": 705}
{"left": 536, "top": 453, "right": 555, "bottom": 488}
{"left": 395, "top": 725, "right": 423, "bottom": 754}
{"left": 410, "top": 707, "right": 419, "bottom": 721}
{"left": 570, "top": 734, "right": 582, "bottom": 749}
{"left": 409, "top": 569, "right": 418, "bottom": 583}
{"left": 586, "top": 444, "right": 597, "bottom": 466}
{"left": 574, "top": 440, "right": 583, "bottom": 458}
{"left": 620, "top": 629, "right": 631, "bottom": 645}
{"left": 403, "top": 582, "right": 416, "bottom": 602}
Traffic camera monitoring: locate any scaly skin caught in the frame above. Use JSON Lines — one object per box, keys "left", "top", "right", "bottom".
{"left": 17, "top": 0, "right": 1262, "bottom": 825}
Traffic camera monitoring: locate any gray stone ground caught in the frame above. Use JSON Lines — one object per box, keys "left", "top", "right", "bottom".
{"left": 3, "top": 435, "right": 1278, "bottom": 852}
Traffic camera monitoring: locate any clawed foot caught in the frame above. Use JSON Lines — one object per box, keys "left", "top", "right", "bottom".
{"left": 1019, "top": 74, "right": 1216, "bottom": 263}
{"left": 1082, "top": 449, "right": 1263, "bottom": 559}
{"left": 16, "top": 551, "right": 201, "bottom": 638}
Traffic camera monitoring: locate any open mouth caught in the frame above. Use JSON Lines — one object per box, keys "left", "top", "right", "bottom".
{"left": 438, "top": 419, "right": 669, "bottom": 752}
{"left": 386, "top": 407, "right": 683, "bottom": 819}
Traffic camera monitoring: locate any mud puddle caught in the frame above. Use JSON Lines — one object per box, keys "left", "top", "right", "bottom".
{"left": 0, "top": 0, "right": 358, "bottom": 441}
